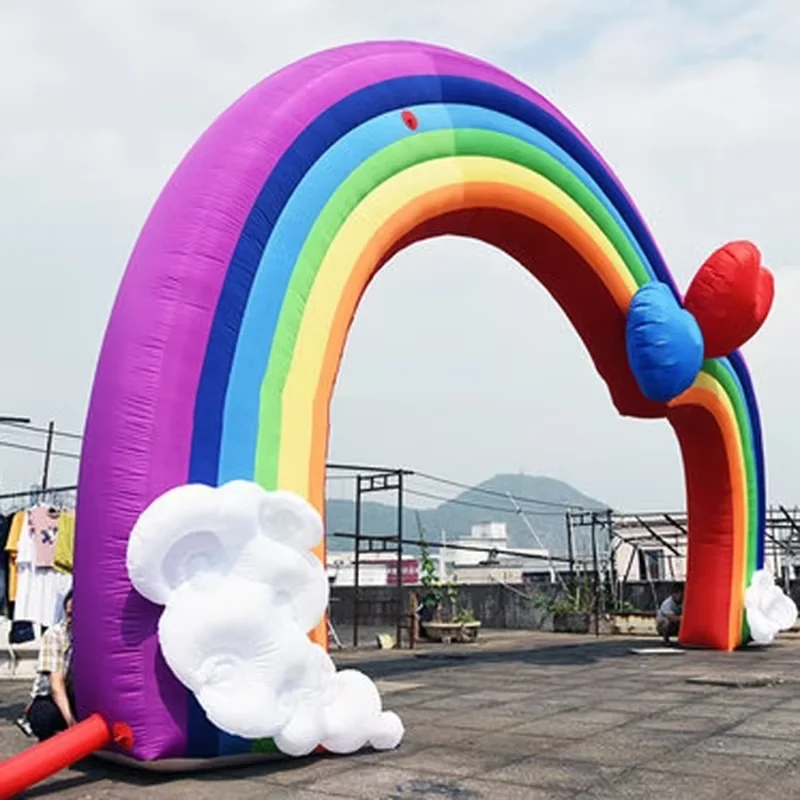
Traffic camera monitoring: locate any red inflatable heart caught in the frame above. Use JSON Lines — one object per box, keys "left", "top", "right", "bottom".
{"left": 683, "top": 240, "right": 774, "bottom": 358}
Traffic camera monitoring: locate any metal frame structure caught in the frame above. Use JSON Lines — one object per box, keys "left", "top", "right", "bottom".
{"left": 326, "top": 463, "right": 413, "bottom": 647}
{"left": 567, "top": 505, "right": 800, "bottom": 607}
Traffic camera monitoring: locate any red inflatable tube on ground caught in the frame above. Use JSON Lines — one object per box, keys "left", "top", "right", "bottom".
{"left": 0, "top": 714, "right": 133, "bottom": 799}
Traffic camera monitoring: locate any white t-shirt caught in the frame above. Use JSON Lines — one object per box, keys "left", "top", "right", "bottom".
{"left": 14, "top": 511, "right": 72, "bottom": 628}
{"left": 657, "top": 596, "right": 681, "bottom": 624}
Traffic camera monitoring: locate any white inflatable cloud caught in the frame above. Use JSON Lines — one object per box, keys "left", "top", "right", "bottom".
{"left": 745, "top": 569, "right": 798, "bottom": 645}
{"left": 126, "top": 481, "right": 404, "bottom": 756}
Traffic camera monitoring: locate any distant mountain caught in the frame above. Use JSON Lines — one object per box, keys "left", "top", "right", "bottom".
{"left": 325, "top": 473, "right": 609, "bottom": 558}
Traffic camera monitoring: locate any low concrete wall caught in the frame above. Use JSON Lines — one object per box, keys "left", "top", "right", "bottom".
{"left": 331, "top": 583, "right": 561, "bottom": 631}
{"left": 331, "top": 578, "right": 791, "bottom": 631}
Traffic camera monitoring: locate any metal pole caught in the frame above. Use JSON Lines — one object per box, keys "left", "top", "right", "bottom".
{"left": 606, "top": 508, "right": 616, "bottom": 609}
{"left": 41, "top": 421, "right": 55, "bottom": 492}
{"left": 395, "top": 470, "right": 404, "bottom": 648}
{"left": 566, "top": 511, "right": 575, "bottom": 581}
{"left": 353, "top": 475, "right": 362, "bottom": 648}
{"left": 590, "top": 512, "right": 600, "bottom": 637}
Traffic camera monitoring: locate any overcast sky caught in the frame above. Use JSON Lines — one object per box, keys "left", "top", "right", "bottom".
{"left": 0, "top": 0, "right": 798, "bottom": 511}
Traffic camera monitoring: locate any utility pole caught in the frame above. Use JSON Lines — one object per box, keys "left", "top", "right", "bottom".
{"left": 41, "top": 421, "right": 55, "bottom": 492}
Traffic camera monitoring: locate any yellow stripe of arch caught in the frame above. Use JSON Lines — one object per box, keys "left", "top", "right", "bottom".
{"left": 275, "top": 155, "right": 638, "bottom": 494}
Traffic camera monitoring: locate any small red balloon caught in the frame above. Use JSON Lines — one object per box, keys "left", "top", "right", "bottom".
{"left": 683, "top": 240, "right": 774, "bottom": 358}
{"left": 401, "top": 110, "right": 418, "bottom": 131}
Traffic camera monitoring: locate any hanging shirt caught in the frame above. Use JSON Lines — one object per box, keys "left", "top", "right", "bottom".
{"left": 0, "top": 514, "right": 11, "bottom": 616}
{"left": 54, "top": 512, "right": 75, "bottom": 574}
{"left": 14, "top": 511, "right": 71, "bottom": 628}
{"left": 28, "top": 506, "right": 60, "bottom": 569}
{"left": 4, "top": 511, "right": 25, "bottom": 603}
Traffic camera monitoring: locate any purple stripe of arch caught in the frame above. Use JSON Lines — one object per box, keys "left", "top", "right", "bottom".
{"left": 75, "top": 41, "right": 645, "bottom": 761}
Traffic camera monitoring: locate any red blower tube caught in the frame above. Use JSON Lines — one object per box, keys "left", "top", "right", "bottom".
{"left": 0, "top": 713, "right": 133, "bottom": 799}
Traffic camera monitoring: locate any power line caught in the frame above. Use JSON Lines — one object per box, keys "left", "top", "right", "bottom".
{"left": 0, "top": 439, "right": 81, "bottom": 460}
{"left": 404, "top": 487, "right": 564, "bottom": 516}
{"left": 0, "top": 421, "right": 83, "bottom": 441}
{"left": 413, "top": 470, "right": 590, "bottom": 511}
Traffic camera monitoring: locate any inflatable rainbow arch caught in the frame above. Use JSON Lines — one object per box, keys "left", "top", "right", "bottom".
{"left": 72, "top": 42, "right": 766, "bottom": 763}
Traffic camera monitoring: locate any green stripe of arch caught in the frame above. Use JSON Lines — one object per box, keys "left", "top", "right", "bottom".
{"left": 701, "top": 359, "right": 757, "bottom": 643}
{"left": 253, "top": 128, "right": 651, "bottom": 487}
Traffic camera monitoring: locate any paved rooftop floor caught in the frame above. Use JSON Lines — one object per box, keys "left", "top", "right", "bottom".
{"left": 3, "top": 630, "right": 800, "bottom": 798}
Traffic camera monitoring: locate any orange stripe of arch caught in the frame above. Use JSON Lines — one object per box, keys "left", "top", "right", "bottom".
{"left": 306, "top": 180, "right": 635, "bottom": 515}
{"left": 673, "top": 384, "right": 746, "bottom": 650}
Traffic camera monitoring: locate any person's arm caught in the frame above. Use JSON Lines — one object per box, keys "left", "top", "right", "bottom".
{"left": 50, "top": 671, "right": 76, "bottom": 727}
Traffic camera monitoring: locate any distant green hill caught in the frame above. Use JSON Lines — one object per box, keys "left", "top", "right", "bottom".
{"left": 325, "top": 473, "right": 609, "bottom": 558}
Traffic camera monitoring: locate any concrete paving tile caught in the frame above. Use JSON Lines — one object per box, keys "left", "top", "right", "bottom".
{"left": 482, "top": 754, "right": 624, "bottom": 792}
{"left": 385, "top": 745, "right": 518, "bottom": 778}
{"left": 23, "top": 774, "right": 338, "bottom": 799}
{"left": 375, "top": 679, "right": 429, "bottom": 695}
{"left": 591, "top": 698, "right": 687, "bottom": 715}
{"left": 699, "top": 733, "right": 800, "bottom": 760}
{"left": 585, "top": 767, "right": 745, "bottom": 799}
{"left": 398, "top": 723, "right": 480, "bottom": 749}
{"left": 306, "top": 764, "right": 475, "bottom": 799}
{"left": 454, "top": 730, "right": 558, "bottom": 757}
{"left": 262, "top": 753, "right": 360, "bottom": 785}
{"left": 663, "top": 703, "right": 755, "bottom": 722}
{"left": 463, "top": 689, "right": 530, "bottom": 704}
{"left": 418, "top": 694, "right": 499, "bottom": 712}
{"left": 727, "top": 714, "right": 800, "bottom": 739}
{"left": 770, "top": 695, "right": 800, "bottom": 711}
{"left": 457, "top": 777, "right": 573, "bottom": 798}
{"left": 703, "top": 688, "right": 793, "bottom": 706}
{"left": 444, "top": 710, "right": 529, "bottom": 732}
{"left": 632, "top": 689, "right": 704, "bottom": 705}
{"left": 629, "top": 714, "right": 728, "bottom": 734}
{"left": 555, "top": 730, "right": 697, "bottom": 767}
{"left": 506, "top": 696, "right": 587, "bottom": 715}
{"left": 392, "top": 707, "right": 457, "bottom": 726}
{"left": 651, "top": 751, "right": 786, "bottom": 782}
{"left": 510, "top": 710, "right": 632, "bottom": 739}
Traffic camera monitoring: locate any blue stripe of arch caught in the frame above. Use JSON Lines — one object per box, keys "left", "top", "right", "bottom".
{"left": 218, "top": 102, "right": 659, "bottom": 486}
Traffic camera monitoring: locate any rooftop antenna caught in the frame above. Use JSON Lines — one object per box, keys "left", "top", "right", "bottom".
{"left": 506, "top": 492, "right": 568, "bottom": 590}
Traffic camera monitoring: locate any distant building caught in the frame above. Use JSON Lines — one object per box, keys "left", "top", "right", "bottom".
{"left": 610, "top": 514, "right": 688, "bottom": 583}
{"left": 443, "top": 522, "right": 552, "bottom": 584}
{"left": 327, "top": 551, "right": 443, "bottom": 587}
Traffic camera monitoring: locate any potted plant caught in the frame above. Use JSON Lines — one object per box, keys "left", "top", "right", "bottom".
{"left": 416, "top": 529, "right": 481, "bottom": 643}
{"left": 418, "top": 535, "right": 444, "bottom": 626}
{"left": 546, "top": 576, "right": 595, "bottom": 634}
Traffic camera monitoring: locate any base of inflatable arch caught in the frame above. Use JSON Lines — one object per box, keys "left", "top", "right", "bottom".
{"left": 94, "top": 749, "right": 285, "bottom": 774}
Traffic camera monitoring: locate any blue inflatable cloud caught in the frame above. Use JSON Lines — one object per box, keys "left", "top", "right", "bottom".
{"left": 626, "top": 282, "right": 704, "bottom": 403}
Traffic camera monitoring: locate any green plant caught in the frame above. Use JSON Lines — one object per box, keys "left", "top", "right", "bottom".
{"left": 454, "top": 607, "right": 476, "bottom": 623}
{"left": 415, "top": 513, "right": 481, "bottom": 626}
{"left": 418, "top": 535, "right": 444, "bottom": 611}
{"left": 537, "top": 576, "right": 596, "bottom": 616}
